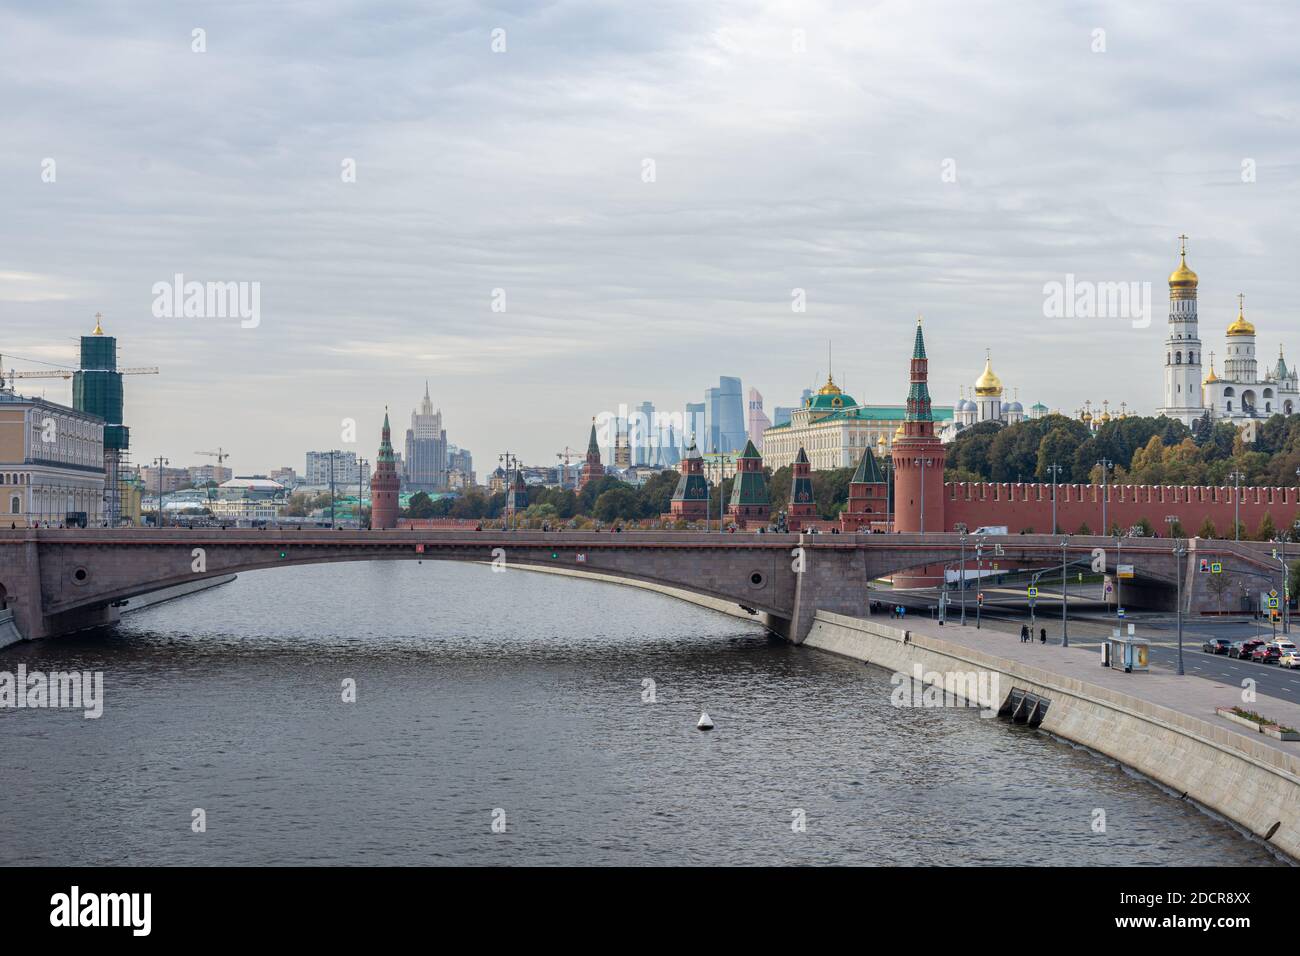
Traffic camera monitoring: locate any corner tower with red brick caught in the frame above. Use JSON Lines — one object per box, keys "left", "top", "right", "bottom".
{"left": 579, "top": 418, "right": 605, "bottom": 490}
{"left": 371, "top": 408, "right": 401, "bottom": 529}
{"left": 891, "top": 318, "right": 945, "bottom": 533}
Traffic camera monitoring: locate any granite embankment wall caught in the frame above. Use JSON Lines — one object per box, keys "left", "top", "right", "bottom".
{"left": 803, "top": 611, "right": 1300, "bottom": 861}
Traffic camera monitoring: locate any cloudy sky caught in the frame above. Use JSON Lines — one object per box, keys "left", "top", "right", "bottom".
{"left": 3, "top": 0, "right": 1298, "bottom": 475}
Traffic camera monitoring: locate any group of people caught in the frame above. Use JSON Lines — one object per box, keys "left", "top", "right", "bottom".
{"left": 1020, "top": 624, "right": 1047, "bottom": 644}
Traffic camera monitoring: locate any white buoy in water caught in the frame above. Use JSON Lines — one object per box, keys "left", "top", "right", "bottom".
{"left": 697, "top": 712, "right": 714, "bottom": 730}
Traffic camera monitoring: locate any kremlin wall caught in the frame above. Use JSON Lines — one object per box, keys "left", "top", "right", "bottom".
{"left": 944, "top": 481, "right": 1300, "bottom": 537}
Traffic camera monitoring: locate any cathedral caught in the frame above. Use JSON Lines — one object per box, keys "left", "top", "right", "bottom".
{"left": 942, "top": 351, "right": 1039, "bottom": 441}
{"left": 1159, "top": 236, "right": 1299, "bottom": 426}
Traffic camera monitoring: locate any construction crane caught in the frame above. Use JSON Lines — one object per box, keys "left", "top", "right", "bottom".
{"left": 557, "top": 447, "right": 583, "bottom": 489}
{"left": 195, "top": 447, "right": 232, "bottom": 468}
{"left": 194, "top": 449, "right": 232, "bottom": 502}
{"left": 2, "top": 359, "right": 160, "bottom": 389}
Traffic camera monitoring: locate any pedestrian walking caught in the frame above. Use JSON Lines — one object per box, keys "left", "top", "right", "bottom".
{"left": 1020, "top": 624, "right": 1029, "bottom": 643}
{"left": 1040, "top": 627, "right": 1047, "bottom": 644}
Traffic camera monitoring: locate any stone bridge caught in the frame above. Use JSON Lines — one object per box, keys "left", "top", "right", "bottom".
{"left": 0, "top": 529, "right": 1289, "bottom": 646}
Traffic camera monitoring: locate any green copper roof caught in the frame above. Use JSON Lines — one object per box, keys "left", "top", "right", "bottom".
{"left": 806, "top": 390, "right": 857, "bottom": 411}
{"left": 729, "top": 469, "right": 769, "bottom": 507}
{"left": 738, "top": 438, "right": 761, "bottom": 460}
{"left": 377, "top": 410, "right": 397, "bottom": 463}
{"left": 794, "top": 446, "right": 809, "bottom": 465}
{"left": 911, "top": 320, "right": 927, "bottom": 359}
{"left": 587, "top": 421, "right": 599, "bottom": 455}
{"left": 850, "top": 446, "right": 886, "bottom": 484}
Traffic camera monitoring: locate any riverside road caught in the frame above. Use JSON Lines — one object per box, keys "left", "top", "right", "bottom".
{"left": 889, "top": 592, "right": 1300, "bottom": 703}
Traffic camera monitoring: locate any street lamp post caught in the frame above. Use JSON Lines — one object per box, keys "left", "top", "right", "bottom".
{"left": 1115, "top": 534, "right": 1123, "bottom": 620}
{"left": 1047, "top": 463, "right": 1063, "bottom": 534}
{"left": 1096, "top": 458, "right": 1113, "bottom": 535}
{"left": 1229, "top": 470, "right": 1245, "bottom": 541}
{"left": 357, "top": 457, "right": 369, "bottom": 530}
{"left": 1061, "top": 538, "right": 1069, "bottom": 647}
{"left": 956, "top": 522, "right": 968, "bottom": 626}
{"left": 975, "top": 536, "right": 984, "bottom": 629}
{"left": 919, "top": 456, "right": 931, "bottom": 533}
{"left": 153, "top": 456, "right": 169, "bottom": 528}
{"left": 1166, "top": 514, "right": 1184, "bottom": 675}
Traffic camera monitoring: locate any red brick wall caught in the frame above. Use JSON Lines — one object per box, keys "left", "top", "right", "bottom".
{"left": 944, "top": 482, "right": 1300, "bottom": 537}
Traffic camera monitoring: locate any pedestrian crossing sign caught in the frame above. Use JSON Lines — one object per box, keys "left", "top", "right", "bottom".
{"left": 1211, "top": 562, "right": 1222, "bottom": 574}
{"left": 1027, "top": 586, "right": 1038, "bottom": 598}
{"left": 1268, "top": 597, "right": 1279, "bottom": 609}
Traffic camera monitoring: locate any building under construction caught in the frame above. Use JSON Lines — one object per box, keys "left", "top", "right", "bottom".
{"left": 73, "top": 317, "right": 132, "bottom": 524}
{"left": 4, "top": 314, "right": 156, "bottom": 525}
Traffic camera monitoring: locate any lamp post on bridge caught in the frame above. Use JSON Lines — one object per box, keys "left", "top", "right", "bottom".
{"left": 357, "top": 457, "right": 369, "bottom": 530}
{"left": 975, "top": 535, "right": 985, "bottom": 630}
{"left": 152, "top": 456, "right": 169, "bottom": 529}
{"left": 1096, "top": 458, "right": 1113, "bottom": 535}
{"left": 1229, "top": 470, "right": 1245, "bottom": 541}
{"left": 1046, "top": 462, "right": 1063, "bottom": 534}
{"left": 1166, "top": 514, "right": 1185, "bottom": 676}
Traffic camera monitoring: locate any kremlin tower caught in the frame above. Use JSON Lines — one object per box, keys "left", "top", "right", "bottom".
{"left": 668, "top": 438, "right": 709, "bottom": 520}
{"left": 370, "top": 409, "right": 401, "bottom": 529}
{"left": 839, "top": 443, "right": 888, "bottom": 532}
{"left": 579, "top": 418, "right": 606, "bottom": 490}
{"left": 726, "top": 439, "right": 770, "bottom": 528}
{"left": 891, "top": 317, "right": 945, "bottom": 534}
{"left": 786, "top": 446, "right": 816, "bottom": 532}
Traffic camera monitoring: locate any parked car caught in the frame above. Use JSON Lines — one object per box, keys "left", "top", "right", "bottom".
{"left": 1230, "top": 639, "right": 1265, "bottom": 660}
{"left": 1280, "top": 650, "right": 1300, "bottom": 669}
{"left": 1251, "top": 643, "right": 1283, "bottom": 665}
{"left": 1202, "top": 638, "right": 1233, "bottom": 654}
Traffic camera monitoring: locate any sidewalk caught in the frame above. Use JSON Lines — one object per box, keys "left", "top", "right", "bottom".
{"left": 901, "top": 614, "right": 1300, "bottom": 761}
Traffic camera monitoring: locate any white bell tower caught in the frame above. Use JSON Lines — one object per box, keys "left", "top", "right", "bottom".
{"left": 1159, "top": 235, "right": 1204, "bottom": 426}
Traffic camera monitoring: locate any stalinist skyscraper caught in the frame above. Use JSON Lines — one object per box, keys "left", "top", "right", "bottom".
{"left": 1158, "top": 235, "right": 1205, "bottom": 426}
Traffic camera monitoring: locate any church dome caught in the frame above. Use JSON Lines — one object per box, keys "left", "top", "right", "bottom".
{"left": 973, "top": 355, "right": 1003, "bottom": 397}
{"left": 806, "top": 374, "right": 856, "bottom": 410}
{"left": 1226, "top": 299, "right": 1255, "bottom": 337}
{"left": 1168, "top": 254, "right": 1198, "bottom": 290}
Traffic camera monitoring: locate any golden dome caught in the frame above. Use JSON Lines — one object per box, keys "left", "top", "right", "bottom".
{"left": 1168, "top": 256, "right": 1198, "bottom": 289}
{"left": 973, "top": 352, "right": 1003, "bottom": 397}
{"left": 894, "top": 422, "right": 905, "bottom": 438}
{"left": 92, "top": 312, "right": 104, "bottom": 335}
{"left": 1203, "top": 353, "right": 1219, "bottom": 384}
{"left": 1226, "top": 294, "right": 1254, "bottom": 337}
{"left": 817, "top": 374, "right": 842, "bottom": 396}
{"left": 1168, "top": 235, "right": 1197, "bottom": 289}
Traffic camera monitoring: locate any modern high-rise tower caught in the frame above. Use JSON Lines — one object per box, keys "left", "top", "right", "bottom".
{"left": 1158, "top": 235, "right": 1205, "bottom": 426}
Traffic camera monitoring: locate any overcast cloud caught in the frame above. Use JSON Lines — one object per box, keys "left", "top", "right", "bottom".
{"left": 2, "top": 0, "right": 1298, "bottom": 472}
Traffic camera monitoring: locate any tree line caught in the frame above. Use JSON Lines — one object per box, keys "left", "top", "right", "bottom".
{"left": 946, "top": 411, "right": 1300, "bottom": 489}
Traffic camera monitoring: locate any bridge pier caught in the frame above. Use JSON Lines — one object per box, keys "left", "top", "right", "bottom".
{"left": 786, "top": 537, "right": 870, "bottom": 644}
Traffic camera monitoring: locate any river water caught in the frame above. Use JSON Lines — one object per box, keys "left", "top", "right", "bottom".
{"left": 0, "top": 561, "right": 1284, "bottom": 865}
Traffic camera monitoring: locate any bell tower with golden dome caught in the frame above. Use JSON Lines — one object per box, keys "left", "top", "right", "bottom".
{"left": 1159, "top": 234, "right": 1205, "bottom": 426}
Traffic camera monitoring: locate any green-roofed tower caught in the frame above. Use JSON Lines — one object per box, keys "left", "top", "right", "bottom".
{"left": 726, "top": 439, "right": 770, "bottom": 528}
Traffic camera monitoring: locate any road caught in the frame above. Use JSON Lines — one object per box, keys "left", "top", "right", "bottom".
{"left": 883, "top": 590, "right": 1300, "bottom": 703}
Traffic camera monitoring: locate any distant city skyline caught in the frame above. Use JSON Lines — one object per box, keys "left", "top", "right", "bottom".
{"left": 5, "top": 3, "right": 1298, "bottom": 472}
